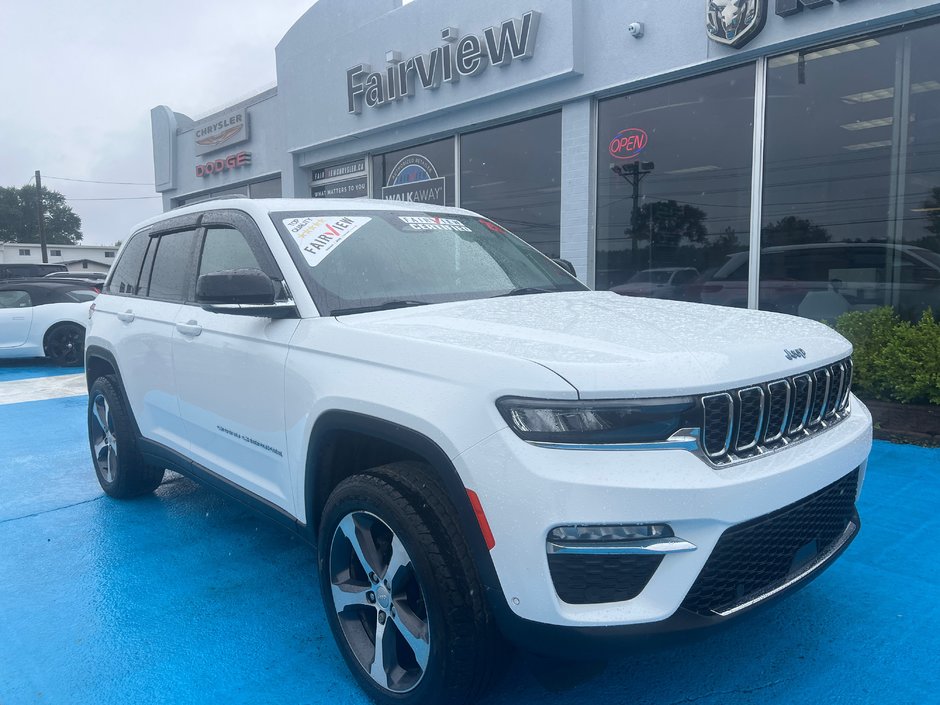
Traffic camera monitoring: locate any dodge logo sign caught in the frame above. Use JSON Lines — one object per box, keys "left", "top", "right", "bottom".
{"left": 706, "top": 0, "right": 767, "bottom": 48}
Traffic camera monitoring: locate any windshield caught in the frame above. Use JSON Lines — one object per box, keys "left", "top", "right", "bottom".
{"left": 271, "top": 210, "right": 586, "bottom": 315}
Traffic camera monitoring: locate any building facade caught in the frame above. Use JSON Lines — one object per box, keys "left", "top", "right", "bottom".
{"left": 0, "top": 242, "right": 117, "bottom": 273}
{"left": 152, "top": 0, "right": 940, "bottom": 322}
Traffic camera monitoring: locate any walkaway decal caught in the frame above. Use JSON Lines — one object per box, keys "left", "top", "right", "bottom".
{"left": 283, "top": 215, "right": 371, "bottom": 267}
{"left": 382, "top": 154, "right": 446, "bottom": 206}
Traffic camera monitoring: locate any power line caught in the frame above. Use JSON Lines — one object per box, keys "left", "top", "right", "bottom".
{"left": 66, "top": 195, "right": 162, "bottom": 201}
{"left": 43, "top": 175, "right": 155, "bottom": 186}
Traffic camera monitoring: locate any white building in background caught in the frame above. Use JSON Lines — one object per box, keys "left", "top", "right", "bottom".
{"left": 0, "top": 242, "right": 117, "bottom": 273}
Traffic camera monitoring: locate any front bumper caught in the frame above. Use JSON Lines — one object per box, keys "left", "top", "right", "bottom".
{"left": 454, "top": 395, "right": 871, "bottom": 630}
{"left": 498, "top": 511, "right": 860, "bottom": 656}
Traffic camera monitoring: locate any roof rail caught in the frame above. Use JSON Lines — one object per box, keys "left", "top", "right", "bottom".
{"left": 172, "top": 194, "right": 247, "bottom": 210}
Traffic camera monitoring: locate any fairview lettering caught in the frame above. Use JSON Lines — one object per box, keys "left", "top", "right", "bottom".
{"left": 347, "top": 11, "right": 540, "bottom": 114}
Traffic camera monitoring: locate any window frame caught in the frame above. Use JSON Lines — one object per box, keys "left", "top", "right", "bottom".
{"left": 106, "top": 213, "right": 202, "bottom": 303}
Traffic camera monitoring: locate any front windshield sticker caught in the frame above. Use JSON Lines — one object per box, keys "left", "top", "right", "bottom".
{"left": 283, "top": 215, "right": 371, "bottom": 267}
{"left": 397, "top": 216, "right": 471, "bottom": 232}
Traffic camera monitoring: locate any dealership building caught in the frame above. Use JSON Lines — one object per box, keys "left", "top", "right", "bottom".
{"left": 151, "top": 0, "right": 940, "bottom": 321}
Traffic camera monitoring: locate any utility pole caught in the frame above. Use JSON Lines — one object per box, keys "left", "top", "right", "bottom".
{"left": 611, "top": 161, "right": 655, "bottom": 270}
{"left": 35, "top": 170, "right": 48, "bottom": 263}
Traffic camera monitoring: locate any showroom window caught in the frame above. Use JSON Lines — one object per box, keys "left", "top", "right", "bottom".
{"left": 595, "top": 65, "right": 755, "bottom": 302}
{"left": 176, "top": 176, "right": 280, "bottom": 207}
{"left": 460, "top": 112, "right": 562, "bottom": 258}
{"left": 310, "top": 159, "right": 368, "bottom": 199}
{"left": 248, "top": 177, "right": 282, "bottom": 199}
{"left": 762, "top": 23, "right": 940, "bottom": 322}
{"left": 372, "top": 138, "right": 455, "bottom": 207}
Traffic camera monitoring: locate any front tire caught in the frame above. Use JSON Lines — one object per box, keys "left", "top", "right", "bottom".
{"left": 318, "top": 463, "right": 503, "bottom": 705}
{"left": 88, "top": 376, "right": 165, "bottom": 498}
{"left": 44, "top": 323, "right": 85, "bottom": 367}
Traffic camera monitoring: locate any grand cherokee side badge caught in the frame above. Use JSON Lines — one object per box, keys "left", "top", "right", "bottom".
{"left": 785, "top": 348, "right": 807, "bottom": 360}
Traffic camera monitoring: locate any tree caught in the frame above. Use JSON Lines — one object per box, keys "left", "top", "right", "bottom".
{"left": 632, "top": 199, "right": 708, "bottom": 249}
{"left": 761, "top": 215, "right": 829, "bottom": 248}
{"left": 0, "top": 184, "right": 82, "bottom": 244}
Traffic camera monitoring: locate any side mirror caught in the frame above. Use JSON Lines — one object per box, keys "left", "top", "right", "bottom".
{"left": 552, "top": 258, "right": 577, "bottom": 278}
{"left": 196, "top": 268, "right": 297, "bottom": 318}
{"left": 197, "top": 268, "right": 275, "bottom": 304}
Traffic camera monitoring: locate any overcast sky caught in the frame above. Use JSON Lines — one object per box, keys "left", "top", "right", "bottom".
{"left": 0, "top": 0, "right": 314, "bottom": 245}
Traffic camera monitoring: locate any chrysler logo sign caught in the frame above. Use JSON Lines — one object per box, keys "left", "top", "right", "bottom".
{"left": 193, "top": 107, "right": 249, "bottom": 156}
{"left": 708, "top": 0, "right": 855, "bottom": 49}
{"left": 347, "top": 11, "right": 540, "bottom": 114}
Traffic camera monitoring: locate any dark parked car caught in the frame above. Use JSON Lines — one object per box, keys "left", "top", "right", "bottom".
{"left": 0, "top": 263, "right": 69, "bottom": 280}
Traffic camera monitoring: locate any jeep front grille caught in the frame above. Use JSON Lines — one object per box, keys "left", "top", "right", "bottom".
{"left": 701, "top": 358, "right": 853, "bottom": 466}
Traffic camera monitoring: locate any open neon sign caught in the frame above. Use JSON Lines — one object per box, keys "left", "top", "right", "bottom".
{"left": 609, "top": 128, "right": 648, "bottom": 160}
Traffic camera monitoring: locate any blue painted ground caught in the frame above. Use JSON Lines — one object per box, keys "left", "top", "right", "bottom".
{"left": 1, "top": 394, "right": 938, "bottom": 704}
{"left": 0, "top": 360, "right": 83, "bottom": 382}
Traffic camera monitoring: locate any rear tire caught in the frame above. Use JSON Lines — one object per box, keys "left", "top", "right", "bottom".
{"left": 318, "top": 462, "right": 504, "bottom": 705}
{"left": 88, "top": 375, "right": 165, "bottom": 498}
{"left": 44, "top": 323, "right": 85, "bottom": 367}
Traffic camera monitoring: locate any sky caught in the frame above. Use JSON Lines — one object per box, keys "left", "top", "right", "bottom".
{"left": 0, "top": 0, "right": 315, "bottom": 245}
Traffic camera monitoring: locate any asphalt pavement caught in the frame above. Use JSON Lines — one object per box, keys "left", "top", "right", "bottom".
{"left": 1, "top": 364, "right": 938, "bottom": 704}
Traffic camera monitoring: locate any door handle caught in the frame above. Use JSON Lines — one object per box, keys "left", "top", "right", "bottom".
{"left": 176, "top": 320, "right": 203, "bottom": 337}
{"left": 117, "top": 310, "right": 135, "bottom": 323}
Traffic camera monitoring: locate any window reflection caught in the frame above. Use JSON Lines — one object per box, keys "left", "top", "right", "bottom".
{"left": 595, "top": 65, "right": 755, "bottom": 305}
{"left": 460, "top": 113, "right": 562, "bottom": 258}
{"left": 762, "top": 24, "right": 940, "bottom": 321}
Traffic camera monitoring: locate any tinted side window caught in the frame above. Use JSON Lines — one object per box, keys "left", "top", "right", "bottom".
{"left": 198, "top": 227, "right": 262, "bottom": 276}
{"left": 146, "top": 230, "right": 198, "bottom": 302}
{"left": 0, "top": 290, "right": 31, "bottom": 308}
{"left": 107, "top": 233, "right": 150, "bottom": 295}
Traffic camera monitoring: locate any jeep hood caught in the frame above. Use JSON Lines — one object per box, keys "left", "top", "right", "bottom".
{"left": 335, "top": 291, "right": 851, "bottom": 398}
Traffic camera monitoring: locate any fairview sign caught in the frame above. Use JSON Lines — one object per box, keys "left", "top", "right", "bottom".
{"left": 346, "top": 10, "right": 540, "bottom": 114}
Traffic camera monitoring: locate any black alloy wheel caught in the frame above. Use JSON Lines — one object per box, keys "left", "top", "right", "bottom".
{"left": 45, "top": 323, "right": 85, "bottom": 366}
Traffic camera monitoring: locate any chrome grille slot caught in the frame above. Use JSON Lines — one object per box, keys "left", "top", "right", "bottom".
{"left": 788, "top": 374, "right": 812, "bottom": 436}
{"left": 701, "top": 393, "right": 733, "bottom": 459}
{"left": 825, "top": 362, "right": 844, "bottom": 419}
{"left": 699, "top": 357, "right": 852, "bottom": 466}
{"left": 839, "top": 359, "right": 853, "bottom": 411}
{"left": 735, "top": 387, "right": 764, "bottom": 452}
{"left": 808, "top": 368, "right": 830, "bottom": 427}
{"left": 764, "top": 380, "right": 790, "bottom": 444}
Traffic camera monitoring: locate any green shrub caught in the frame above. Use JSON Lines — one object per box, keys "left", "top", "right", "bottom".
{"left": 834, "top": 307, "right": 940, "bottom": 405}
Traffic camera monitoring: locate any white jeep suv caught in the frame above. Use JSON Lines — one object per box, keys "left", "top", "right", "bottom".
{"left": 85, "top": 198, "right": 872, "bottom": 705}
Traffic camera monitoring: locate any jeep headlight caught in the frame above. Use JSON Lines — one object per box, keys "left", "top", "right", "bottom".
{"left": 496, "top": 396, "right": 700, "bottom": 445}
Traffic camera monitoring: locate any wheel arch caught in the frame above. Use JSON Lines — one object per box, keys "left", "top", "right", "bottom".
{"left": 305, "top": 410, "right": 508, "bottom": 612}
{"left": 84, "top": 345, "right": 142, "bottom": 437}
